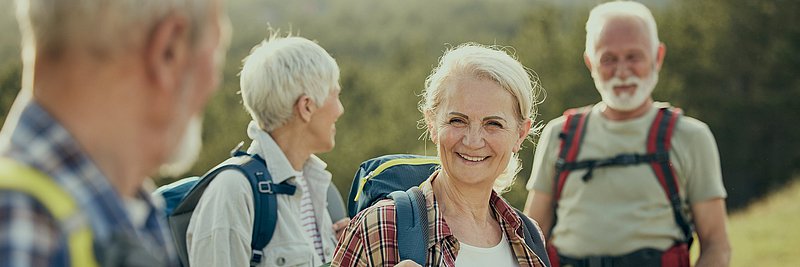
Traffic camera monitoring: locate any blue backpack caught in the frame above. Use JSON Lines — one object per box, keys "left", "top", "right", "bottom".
{"left": 155, "top": 146, "right": 347, "bottom": 267}
{"left": 348, "top": 154, "right": 551, "bottom": 267}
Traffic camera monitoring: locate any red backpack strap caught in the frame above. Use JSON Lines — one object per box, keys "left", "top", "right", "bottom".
{"left": 549, "top": 107, "right": 591, "bottom": 240}
{"left": 647, "top": 107, "right": 693, "bottom": 245}
{"left": 553, "top": 110, "right": 590, "bottom": 201}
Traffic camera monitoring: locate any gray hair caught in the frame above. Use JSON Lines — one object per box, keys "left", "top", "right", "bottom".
{"left": 239, "top": 35, "right": 340, "bottom": 132}
{"left": 15, "top": 0, "right": 210, "bottom": 60}
{"left": 585, "top": 1, "right": 660, "bottom": 61}
{"left": 420, "top": 43, "right": 540, "bottom": 193}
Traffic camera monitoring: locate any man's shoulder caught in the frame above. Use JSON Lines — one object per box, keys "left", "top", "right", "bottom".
{"left": 0, "top": 190, "right": 60, "bottom": 223}
{"left": 675, "top": 114, "right": 712, "bottom": 135}
{"left": 0, "top": 191, "right": 63, "bottom": 253}
{"left": 541, "top": 115, "right": 569, "bottom": 136}
{"left": 545, "top": 104, "right": 598, "bottom": 129}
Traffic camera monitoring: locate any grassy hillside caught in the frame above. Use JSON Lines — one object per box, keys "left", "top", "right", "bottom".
{"left": 691, "top": 178, "right": 800, "bottom": 266}
{"left": 728, "top": 179, "right": 800, "bottom": 266}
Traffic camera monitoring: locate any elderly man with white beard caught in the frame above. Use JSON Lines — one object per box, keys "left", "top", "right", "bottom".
{"left": 523, "top": 1, "right": 731, "bottom": 267}
{"left": 0, "top": 0, "right": 231, "bottom": 266}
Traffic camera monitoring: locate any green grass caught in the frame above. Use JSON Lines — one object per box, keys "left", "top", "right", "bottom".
{"left": 691, "top": 179, "right": 800, "bottom": 266}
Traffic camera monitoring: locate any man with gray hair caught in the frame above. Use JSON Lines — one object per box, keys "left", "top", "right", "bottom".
{"left": 186, "top": 35, "right": 347, "bottom": 267}
{"left": 524, "top": 1, "right": 731, "bottom": 266}
{"left": 0, "top": 0, "right": 230, "bottom": 266}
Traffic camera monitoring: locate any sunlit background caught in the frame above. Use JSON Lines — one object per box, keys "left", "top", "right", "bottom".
{"left": 1, "top": 0, "right": 798, "bottom": 265}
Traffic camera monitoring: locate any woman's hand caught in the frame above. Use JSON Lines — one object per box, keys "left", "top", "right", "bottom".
{"left": 332, "top": 217, "right": 351, "bottom": 239}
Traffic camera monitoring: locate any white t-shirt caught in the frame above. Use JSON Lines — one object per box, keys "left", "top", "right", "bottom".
{"left": 454, "top": 232, "right": 519, "bottom": 267}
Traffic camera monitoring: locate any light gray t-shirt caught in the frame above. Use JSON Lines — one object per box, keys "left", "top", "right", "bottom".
{"left": 527, "top": 102, "right": 726, "bottom": 257}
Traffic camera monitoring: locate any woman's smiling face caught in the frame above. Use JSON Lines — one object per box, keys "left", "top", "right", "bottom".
{"left": 430, "top": 75, "right": 528, "bottom": 188}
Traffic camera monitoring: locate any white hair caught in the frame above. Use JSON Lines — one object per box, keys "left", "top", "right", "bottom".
{"left": 15, "top": 0, "right": 210, "bottom": 60}
{"left": 239, "top": 36, "right": 340, "bottom": 132}
{"left": 585, "top": 1, "right": 660, "bottom": 61}
{"left": 420, "top": 43, "right": 541, "bottom": 193}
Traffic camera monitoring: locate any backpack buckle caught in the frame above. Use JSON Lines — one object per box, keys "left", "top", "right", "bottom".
{"left": 230, "top": 141, "right": 248, "bottom": 157}
{"left": 555, "top": 158, "right": 566, "bottom": 171}
{"left": 615, "top": 154, "right": 639, "bottom": 165}
{"left": 654, "top": 151, "right": 670, "bottom": 163}
{"left": 250, "top": 249, "right": 264, "bottom": 266}
{"left": 257, "top": 181, "right": 273, "bottom": 194}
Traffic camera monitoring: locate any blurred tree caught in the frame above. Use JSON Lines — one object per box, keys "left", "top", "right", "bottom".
{"left": 659, "top": 0, "right": 800, "bottom": 209}
{"left": 0, "top": 64, "right": 21, "bottom": 124}
{"left": 0, "top": 0, "right": 798, "bottom": 211}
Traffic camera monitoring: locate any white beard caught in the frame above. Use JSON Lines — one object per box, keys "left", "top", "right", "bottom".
{"left": 593, "top": 70, "right": 659, "bottom": 111}
{"left": 159, "top": 116, "right": 203, "bottom": 177}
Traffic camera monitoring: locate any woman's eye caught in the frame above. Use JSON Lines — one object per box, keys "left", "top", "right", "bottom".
{"left": 486, "top": 121, "right": 504, "bottom": 129}
{"left": 448, "top": 118, "right": 467, "bottom": 125}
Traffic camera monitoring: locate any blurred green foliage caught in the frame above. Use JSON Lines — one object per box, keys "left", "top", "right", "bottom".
{"left": 1, "top": 0, "right": 798, "bottom": 211}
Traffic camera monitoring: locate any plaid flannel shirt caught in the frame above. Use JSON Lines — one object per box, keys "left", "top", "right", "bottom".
{"left": 332, "top": 171, "right": 545, "bottom": 267}
{"left": 0, "top": 102, "right": 177, "bottom": 266}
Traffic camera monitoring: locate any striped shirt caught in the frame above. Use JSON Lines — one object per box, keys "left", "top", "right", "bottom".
{"left": 296, "top": 173, "right": 325, "bottom": 261}
{"left": 0, "top": 102, "right": 177, "bottom": 266}
{"left": 331, "top": 172, "right": 545, "bottom": 267}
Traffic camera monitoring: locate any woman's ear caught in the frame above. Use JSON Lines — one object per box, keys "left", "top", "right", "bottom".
{"left": 514, "top": 118, "right": 532, "bottom": 152}
{"left": 425, "top": 112, "right": 439, "bottom": 144}
{"left": 295, "top": 95, "right": 316, "bottom": 123}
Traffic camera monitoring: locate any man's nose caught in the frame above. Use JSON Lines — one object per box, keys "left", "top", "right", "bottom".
{"left": 615, "top": 62, "right": 632, "bottom": 80}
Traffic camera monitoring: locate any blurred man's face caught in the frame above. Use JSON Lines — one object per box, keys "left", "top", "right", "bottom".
{"left": 160, "top": 0, "right": 231, "bottom": 176}
{"left": 589, "top": 16, "right": 658, "bottom": 111}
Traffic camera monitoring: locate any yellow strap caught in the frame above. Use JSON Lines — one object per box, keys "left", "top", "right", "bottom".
{"left": 0, "top": 158, "right": 99, "bottom": 267}
{"left": 353, "top": 157, "right": 440, "bottom": 201}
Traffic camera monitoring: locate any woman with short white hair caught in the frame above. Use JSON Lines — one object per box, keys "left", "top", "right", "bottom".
{"left": 331, "top": 43, "right": 547, "bottom": 267}
{"left": 186, "top": 35, "right": 347, "bottom": 267}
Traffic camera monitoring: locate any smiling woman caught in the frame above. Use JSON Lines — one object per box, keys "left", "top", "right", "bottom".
{"left": 331, "top": 43, "right": 548, "bottom": 267}
{"left": 432, "top": 76, "right": 526, "bottom": 192}
{"left": 420, "top": 44, "right": 540, "bottom": 194}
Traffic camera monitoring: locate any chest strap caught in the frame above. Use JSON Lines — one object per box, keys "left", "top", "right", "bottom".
{"left": 551, "top": 107, "right": 692, "bottom": 245}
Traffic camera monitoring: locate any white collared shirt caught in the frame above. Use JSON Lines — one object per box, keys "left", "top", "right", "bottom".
{"left": 186, "top": 121, "right": 336, "bottom": 267}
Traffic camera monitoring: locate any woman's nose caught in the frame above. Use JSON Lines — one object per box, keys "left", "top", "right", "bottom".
{"left": 461, "top": 126, "right": 485, "bottom": 148}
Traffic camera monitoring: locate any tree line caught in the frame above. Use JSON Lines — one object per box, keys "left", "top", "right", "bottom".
{"left": 1, "top": 0, "right": 797, "bottom": 210}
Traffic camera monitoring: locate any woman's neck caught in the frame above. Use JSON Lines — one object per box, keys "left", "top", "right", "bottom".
{"left": 269, "top": 127, "right": 311, "bottom": 171}
{"left": 432, "top": 171, "right": 494, "bottom": 225}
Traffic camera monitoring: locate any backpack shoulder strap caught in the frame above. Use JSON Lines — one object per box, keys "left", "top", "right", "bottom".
{"left": 553, "top": 108, "right": 591, "bottom": 201}
{"left": 169, "top": 153, "right": 296, "bottom": 267}
{"left": 647, "top": 107, "right": 693, "bottom": 245}
{"left": 550, "top": 108, "right": 591, "bottom": 237}
{"left": 233, "top": 154, "right": 298, "bottom": 266}
{"left": 388, "top": 187, "right": 429, "bottom": 266}
{"left": 513, "top": 208, "right": 552, "bottom": 267}
{"left": 0, "top": 158, "right": 99, "bottom": 267}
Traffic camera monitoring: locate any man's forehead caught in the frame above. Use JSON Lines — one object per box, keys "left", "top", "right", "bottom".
{"left": 596, "top": 16, "right": 651, "bottom": 49}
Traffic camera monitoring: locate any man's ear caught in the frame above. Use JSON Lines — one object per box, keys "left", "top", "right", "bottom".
{"left": 145, "top": 13, "right": 190, "bottom": 93}
{"left": 295, "top": 95, "right": 316, "bottom": 123}
{"left": 584, "top": 52, "right": 593, "bottom": 72}
{"left": 655, "top": 43, "right": 667, "bottom": 72}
